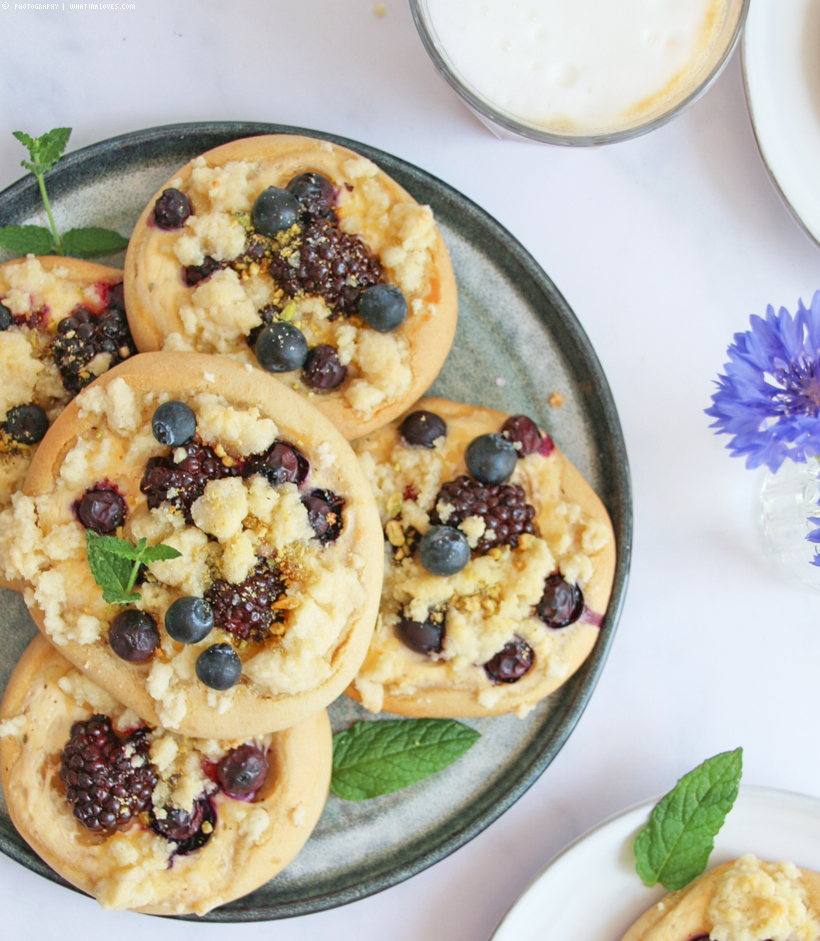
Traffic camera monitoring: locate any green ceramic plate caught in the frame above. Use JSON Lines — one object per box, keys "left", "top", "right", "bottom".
{"left": 0, "top": 122, "right": 631, "bottom": 921}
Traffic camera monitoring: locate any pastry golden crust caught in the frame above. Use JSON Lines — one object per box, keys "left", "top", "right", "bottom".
{"left": 622, "top": 857, "right": 820, "bottom": 941}
{"left": 348, "top": 397, "right": 616, "bottom": 718}
{"left": 5, "top": 351, "right": 383, "bottom": 738}
{"left": 0, "top": 256, "right": 126, "bottom": 591}
{"left": 124, "top": 134, "right": 458, "bottom": 440}
{"left": 0, "top": 635, "right": 331, "bottom": 916}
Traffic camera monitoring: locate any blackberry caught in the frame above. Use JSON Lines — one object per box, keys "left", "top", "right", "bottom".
{"left": 60, "top": 715, "right": 157, "bottom": 834}
{"left": 302, "top": 488, "right": 345, "bottom": 543}
{"left": 51, "top": 297, "right": 136, "bottom": 396}
{"left": 140, "top": 441, "right": 237, "bottom": 521}
{"left": 75, "top": 486, "right": 127, "bottom": 534}
{"left": 484, "top": 637, "right": 534, "bottom": 684}
{"left": 430, "top": 475, "right": 536, "bottom": 552}
{"left": 268, "top": 217, "right": 382, "bottom": 317}
{"left": 205, "top": 559, "right": 285, "bottom": 641}
{"left": 149, "top": 795, "right": 216, "bottom": 855}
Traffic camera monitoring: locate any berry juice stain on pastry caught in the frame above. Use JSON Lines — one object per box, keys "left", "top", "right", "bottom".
{"left": 349, "top": 397, "right": 616, "bottom": 718}
{"left": 0, "top": 257, "right": 135, "bottom": 588}
{"left": 2, "top": 352, "right": 382, "bottom": 738}
{"left": 622, "top": 855, "right": 820, "bottom": 941}
{"left": 0, "top": 636, "right": 331, "bottom": 916}
{"left": 123, "top": 135, "right": 458, "bottom": 439}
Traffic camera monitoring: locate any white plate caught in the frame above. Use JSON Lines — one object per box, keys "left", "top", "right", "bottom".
{"left": 743, "top": 0, "right": 820, "bottom": 246}
{"left": 490, "top": 785, "right": 820, "bottom": 941}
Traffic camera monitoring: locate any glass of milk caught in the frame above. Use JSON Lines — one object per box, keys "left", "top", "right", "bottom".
{"left": 411, "top": 0, "right": 749, "bottom": 144}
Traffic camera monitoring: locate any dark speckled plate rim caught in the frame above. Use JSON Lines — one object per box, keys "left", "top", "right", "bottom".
{"left": 0, "top": 122, "right": 632, "bottom": 921}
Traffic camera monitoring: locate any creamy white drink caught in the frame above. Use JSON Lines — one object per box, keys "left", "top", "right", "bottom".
{"left": 423, "top": 0, "right": 727, "bottom": 136}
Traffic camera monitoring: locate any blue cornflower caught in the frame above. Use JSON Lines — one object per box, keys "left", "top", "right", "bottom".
{"left": 706, "top": 291, "right": 820, "bottom": 473}
{"left": 808, "top": 517, "right": 820, "bottom": 568}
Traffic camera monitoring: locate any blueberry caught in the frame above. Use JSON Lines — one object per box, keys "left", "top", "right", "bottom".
{"left": 4, "top": 404, "right": 49, "bottom": 444}
{"left": 251, "top": 186, "right": 301, "bottom": 238}
{"left": 109, "top": 610, "right": 159, "bottom": 663}
{"left": 395, "top": 610, "right": 445, "bottom": 654}
{"left": 165, "top": 596, "right": 214, "bottom": 644}
{"left": 418, "top": 525, "right": 471, "bottom": 576}
{"left": 153, "top": 188, "right": 192, "bottom": 229}
{"left": 255, "top": 322, "right": 308, "bottom": 373}
{"left": 0, "top": 303, "right": 12, "bottom": 330}
{"left": 465, "top": 433, "right": 517, "bottom": 485}
{"left": 399, "top": 410, "right": 446, "bottom": 448}
{"left": 77, "top": 488, "right": 127, "bottom": 534}
{"left": 286, "top": 172, "right": 336, "bottom": 218}
{"left": 357, "top": 284, "right": 407, "bottom": 333}
{"left": 535, "top": 573, "right": 584, "bottom": 628}
{"left": 196, "top": 643, "right": 242, "bottom": 690}
{"left": 302, "top": 488, "right": 345, "bottom": 543}
{"left": 501, "top": 415, "right": 542, "bottom": 457}
{"left": 151, "top": 400, "right": 197, "bottom": 447}
{"left": 483, "top": 637, "right": 534, "bottom": 684}
{"left": 250, "top": 441, "right": 309, "bottom": 486}
{"left": 217, "top": 744, "right": 268, "bottom": 798}
{"left": 302, "top": 345, "right": 346, "bottom": 390}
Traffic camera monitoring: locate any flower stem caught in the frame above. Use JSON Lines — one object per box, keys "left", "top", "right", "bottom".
{"left": 36, "top": 172, "right": 63, "bottom": 254}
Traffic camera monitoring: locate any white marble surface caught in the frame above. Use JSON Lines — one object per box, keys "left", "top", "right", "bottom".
{"left": 2, "top": 1, "right": 820, "bottom": 939}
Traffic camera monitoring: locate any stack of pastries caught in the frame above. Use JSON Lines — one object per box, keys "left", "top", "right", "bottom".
{"left": 0, "top": 134, "right": 615, "bottom": 914}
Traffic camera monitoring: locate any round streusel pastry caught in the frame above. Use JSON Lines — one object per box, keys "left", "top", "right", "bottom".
{"left": 123, "top": 134, "right": 458, "bottom": 440}
{"left": 0, "top": 635, "right": 331, "bottom": 916}
{"left": 621, "top": 856, "right": 820, "bottom": 941}
{"left": 0, "top": 255, "right": 133, "bottom": 590}
{"left": 3, "top": 351, "right": 383, "bottom": 738}
{"left": 349, "top": 397, "right": 616, "bottom": 718}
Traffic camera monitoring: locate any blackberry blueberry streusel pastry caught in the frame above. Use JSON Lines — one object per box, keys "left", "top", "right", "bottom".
{"left": 124, "top": 134, "right": 458, "bottom": 439}
{"left": 0, "top": 635, "right": 331, "bottom": 915}
{"left": 350, "top": 397, "right": 615, "bottom": 717}
{"left": 1, "top": 352, "right": 382, "bottom": 738}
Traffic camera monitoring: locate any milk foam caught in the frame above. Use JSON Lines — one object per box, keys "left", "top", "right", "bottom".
{"left": 424, "top": 0, "right": 724, "bottom": 133}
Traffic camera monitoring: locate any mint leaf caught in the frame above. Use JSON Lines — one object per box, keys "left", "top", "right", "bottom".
{"left": 14, "top": 127, "right": 71, "bottom": 174}
{"left": 62, "top": 227, "right": 129, "bottom": 258}
{"left": 0, "top": 225, "right": 55, "bottom": 255}
{"left": 87, "top": 532, "right": 140, "bottom": 561}
{"left": 140, "top": 543, "right": 182, "bottom": 564}
{"left": 85, "top": 531, "right": 181, "bottom": 605}
{"left": 86, "top": 531, "right": 135, "bottom": 602}
{"left": 634, "top": 748, "right": 743, "bottom": 891}
{"left": 331, "top": 719, "right": 480, "bottom": 801}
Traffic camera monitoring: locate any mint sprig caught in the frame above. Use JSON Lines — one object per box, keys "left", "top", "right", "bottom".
{"left": 86, "top": 531, "right": 181, "bottom": 605}
{"left": 0, "top": 128, "right": 129, "bottom": 258}
{"left": 330, "top": 718, "right": 480, "bottom": 801}
{"left": 634, "top": 748, "right": 743, "bottom": 891}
